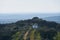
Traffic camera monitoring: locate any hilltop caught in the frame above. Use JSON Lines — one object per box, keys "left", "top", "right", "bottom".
{"left": 0, "top": 17, "right": 60, "bottom": 40}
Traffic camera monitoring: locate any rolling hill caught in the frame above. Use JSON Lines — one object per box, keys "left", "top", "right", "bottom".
{"left": 0, "top": 14, "right": 60, "bottom": 24}
{"left": 43, "top": 16, "right": 60, "bottom": 23}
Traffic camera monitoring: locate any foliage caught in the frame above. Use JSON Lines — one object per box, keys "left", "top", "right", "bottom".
{"left": 0, "top": 17, "right": 60, "bottom": 40}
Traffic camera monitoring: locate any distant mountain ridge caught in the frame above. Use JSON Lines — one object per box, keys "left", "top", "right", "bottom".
{"left": 0, "top": 14, "right": 60, "bottom": 24}
{"left": 43, "top": 16, "right": 60, "bottom": 23}
{"left": 0, "top": 19, "right": 17, "bottom": 24}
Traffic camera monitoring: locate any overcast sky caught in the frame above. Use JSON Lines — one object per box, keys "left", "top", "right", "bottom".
{"left": 0, "top": 0, "right": 60, "bottom": 14}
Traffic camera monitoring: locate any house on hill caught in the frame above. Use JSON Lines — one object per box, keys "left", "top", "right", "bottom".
{"left": 32, "top": 23, "right": 38, "bottom": 29}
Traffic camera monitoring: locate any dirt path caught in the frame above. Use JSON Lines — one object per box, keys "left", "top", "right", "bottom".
{"left": 23, "top": 28, "right": 31, "bottom": 40}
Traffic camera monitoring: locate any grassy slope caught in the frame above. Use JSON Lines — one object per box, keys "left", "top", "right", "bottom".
{"left": 11, "top": 32, "right": 21, "bottom": 40}
{"left": 35, "top": 32, "right": 41, "bottom": 40}
{"left": 30, "top": 29, "right": 36, "bottom": 40}
{"left": 57, "top": 32, "right": 60, "bottom": 40}
{"left": 11, "top": 29, "right": 60, "bottom": 40}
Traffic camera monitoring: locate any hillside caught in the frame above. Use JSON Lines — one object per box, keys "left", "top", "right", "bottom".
{"left": 0, "top": 14, "right": 60, "bottom": 24}
{"left": 0, "top": 17, "right": 60, "bottom": 40}
{"left": 43, "top": 16, "right": 60, "bottom": 23}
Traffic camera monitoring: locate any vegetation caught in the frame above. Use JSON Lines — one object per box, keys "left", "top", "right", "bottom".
{"left": 30, "top": 29, "right": 36, "bottom": 40}
{"left": 57, "top": 32, "right": 60, "bottom": 40}
{"left": 0, "top": 17, "right": 60, "bottom": 40}
{"left": 12, "top": 32, "right": 21, "bottom": 40}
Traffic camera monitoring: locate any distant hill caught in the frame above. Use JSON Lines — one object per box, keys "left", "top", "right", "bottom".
{"left": 43, "top": 16, "right": 60, "bottom": 23}
{"left": 0, "top": 19, "right": 17, "bottom": 24}
{"left": 0, "top": 14, "right": 60, "bottom": 24}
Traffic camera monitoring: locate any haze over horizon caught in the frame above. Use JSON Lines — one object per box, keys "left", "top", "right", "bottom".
{"left": 0, "top": 13, "right": 60, "bottom": 19}
{"left": 0, "top": 13, "right": 60, "bottom": 24}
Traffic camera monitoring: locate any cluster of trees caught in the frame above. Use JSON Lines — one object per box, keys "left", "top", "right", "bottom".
{"left": 0, "top": 17, "right": 60, "bottom": 40}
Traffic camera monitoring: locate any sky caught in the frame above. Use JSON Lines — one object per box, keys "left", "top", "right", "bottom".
{"left": 0, "top": 0, "right": 60, "bottom": 14}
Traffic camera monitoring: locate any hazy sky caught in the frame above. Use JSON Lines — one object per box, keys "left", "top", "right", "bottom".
{"left": 0, "top": 0, "right": 60, "bottom": 14}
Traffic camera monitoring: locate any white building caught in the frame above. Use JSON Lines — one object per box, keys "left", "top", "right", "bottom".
{"left": 32, "top": 23, "right": 38, "bottom": 29}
